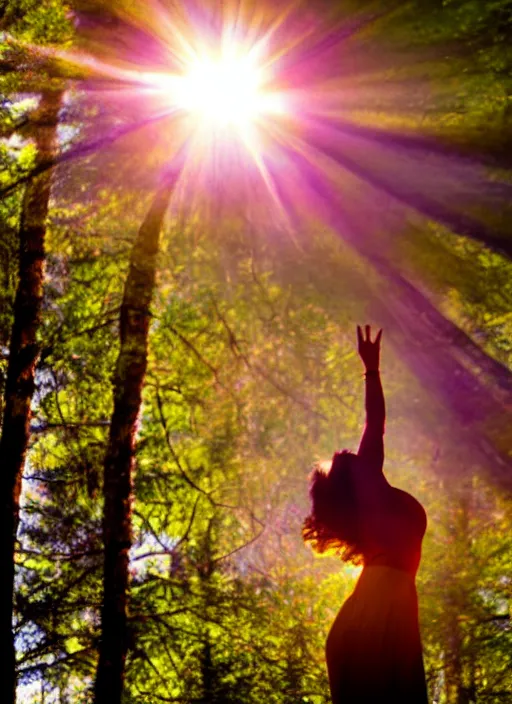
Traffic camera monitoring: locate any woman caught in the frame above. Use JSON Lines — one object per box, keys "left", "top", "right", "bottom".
{"left": 303, "top": 325, "right": 429, "bottom": 703}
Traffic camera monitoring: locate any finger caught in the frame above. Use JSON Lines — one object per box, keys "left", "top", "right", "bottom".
{"left": 357, "top": 325, "right": 363, "bottom": 347}
{"left": 375, "top": 328, "right": 383, "bottom": 347}
{"left": 365, "top": 324, "right": 370, "bottom": 342}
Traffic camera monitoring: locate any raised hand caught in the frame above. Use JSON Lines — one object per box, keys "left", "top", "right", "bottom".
{"left": 357, "top": 325, "right": 382, "bottom": 372}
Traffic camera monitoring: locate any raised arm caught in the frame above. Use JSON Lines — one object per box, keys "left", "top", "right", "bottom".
{"left": 356, "top": 325, "right": 385, "bottom": 474}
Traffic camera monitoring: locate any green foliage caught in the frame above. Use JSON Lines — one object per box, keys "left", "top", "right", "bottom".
{"left": 418, "top": 474, "right": 512, "bottom": 701}
{"left": 0, "top": 0, "right": 73, "bottom": 44}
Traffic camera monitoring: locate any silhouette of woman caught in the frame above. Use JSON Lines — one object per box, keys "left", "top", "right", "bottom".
{"left": 303, "top": 325, "right": 429, "bottom": 703}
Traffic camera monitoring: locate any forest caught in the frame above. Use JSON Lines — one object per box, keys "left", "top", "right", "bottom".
{"left": 1, "top": 0, "right": 511, "bottom": 702}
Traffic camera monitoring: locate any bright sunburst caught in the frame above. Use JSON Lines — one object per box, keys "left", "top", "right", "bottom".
{"left": 171, "top": 45, "right": 285, "bottom": 130}
{"left": 21, "top": 0, "right": 507, "bottom": 240}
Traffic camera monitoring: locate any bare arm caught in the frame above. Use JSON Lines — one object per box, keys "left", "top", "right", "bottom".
{"left": 356, "top": 326, "right": 385, "bottom": 474}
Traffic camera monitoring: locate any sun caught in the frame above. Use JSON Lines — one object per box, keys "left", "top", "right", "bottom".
{"left": 166, "top": 43, "right": 286, "bottom": 132}
{"left": 178, "top": 55, "right": 267, "bottom": 128}
{"left": 56, "top": 18, "right": 293, "bottom": 202}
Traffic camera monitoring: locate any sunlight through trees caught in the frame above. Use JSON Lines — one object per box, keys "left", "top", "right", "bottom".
{"left": 1, "top": 1, "right": 511, "bottom": 703}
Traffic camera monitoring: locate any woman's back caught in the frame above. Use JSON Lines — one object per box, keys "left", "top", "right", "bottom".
{"left": 359, "top": 483, "right": 427, "bottom": 575}
{"left": 326, "top": 481, "right": 429, "bottom": 703}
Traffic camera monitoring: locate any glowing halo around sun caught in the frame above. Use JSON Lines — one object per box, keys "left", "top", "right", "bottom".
{"left": 45, "top": 7, "right": 298, "bottom": 218}
{"left": 140, "top": 35, "right": 291, "bottom": 215}
{"left": 146, "top": 36, "right": 288, "bottom": 169}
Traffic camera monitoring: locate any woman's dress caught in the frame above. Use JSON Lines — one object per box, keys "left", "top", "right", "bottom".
{"left": 326, "top": 484, "right": 429, "bottom": 704}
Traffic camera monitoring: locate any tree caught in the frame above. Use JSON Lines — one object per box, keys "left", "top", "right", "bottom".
{"left": 93, "top": 171, "right": 182, "bottom": 703}
{"left": 0, "top": 4, "right": 73, "bottom": 698}
{"left": 0, "top": 87, "right": 63, "bottom": 704}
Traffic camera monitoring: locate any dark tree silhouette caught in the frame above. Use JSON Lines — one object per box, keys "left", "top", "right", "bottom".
{"left": 93, "top": 167, "right": 181, "bottom": 704}
{"left": 0, "top": 89, "right": 62, "bottom": 704}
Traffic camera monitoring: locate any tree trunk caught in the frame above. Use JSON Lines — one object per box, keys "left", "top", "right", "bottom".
{"left": 93, "top": 179, "right": 177, "bottom": 704}
{"left": 0, "top": 89, "right": 62, "bottom": 704}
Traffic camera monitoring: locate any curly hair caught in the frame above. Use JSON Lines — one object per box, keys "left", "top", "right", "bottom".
{"left": 302, "top": 450, "right": 364, "bottom": 565}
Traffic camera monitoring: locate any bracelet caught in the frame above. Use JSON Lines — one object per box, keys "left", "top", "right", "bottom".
{"left": 364, "top": 369, "right": 380, "bottom": 377}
